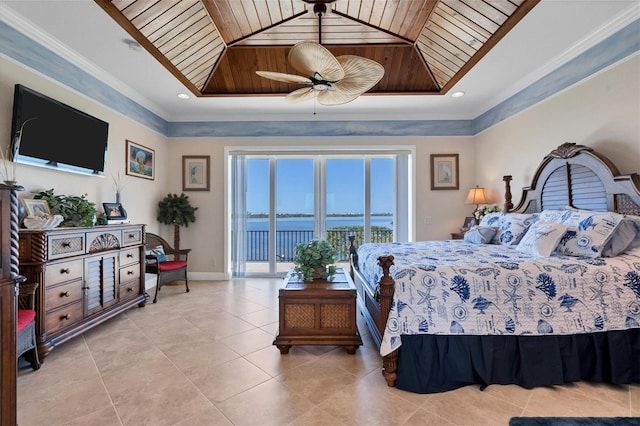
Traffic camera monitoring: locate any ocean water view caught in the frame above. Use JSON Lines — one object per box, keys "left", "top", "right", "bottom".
{"left": 244, "top": 215, "right": 394, "bottom": 261}
{"left": 246, "top": 215, "right": 393, "bottom": 230}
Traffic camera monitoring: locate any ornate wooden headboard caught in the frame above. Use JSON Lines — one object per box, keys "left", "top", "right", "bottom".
{"left": 504, "top": 142, "right": 640, "bottom": 216}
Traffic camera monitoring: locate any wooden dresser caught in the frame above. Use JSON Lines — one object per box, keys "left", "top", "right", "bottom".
{"left": 0, "top": 184, "right": 25, "bottom": 426}
{"left": 18, "top": 224, "right": 148, "bottom": 359}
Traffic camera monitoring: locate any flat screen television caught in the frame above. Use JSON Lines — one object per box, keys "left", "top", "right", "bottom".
{"left": 10, "top": 84, "right": 109, "bottom": 176}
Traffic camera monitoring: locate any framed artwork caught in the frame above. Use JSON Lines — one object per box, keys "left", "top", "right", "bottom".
{"left": 182, "top": 155, "right": 210, "bottom": 191}
{"left": 126, "top": 140, "right": 155, "bottom": 180}
{"left": 430, "top": 154, "right": 459, "bottom": 190}
{"left": 103, "top": 202, "right": 127, "bottom": 220}
{"left": 23, "top": 199, "right": 50, "bottom": 217}
{"left": 462, "top": 216, "right": 477, "bottom": 231}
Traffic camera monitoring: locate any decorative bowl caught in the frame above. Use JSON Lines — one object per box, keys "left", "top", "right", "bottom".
{"left": 23, "top": 214, "right": 64, "bottom": 230}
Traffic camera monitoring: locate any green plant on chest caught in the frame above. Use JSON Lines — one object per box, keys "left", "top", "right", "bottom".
{"left": 293, "top": 239, "right": 338, "bottom": 282}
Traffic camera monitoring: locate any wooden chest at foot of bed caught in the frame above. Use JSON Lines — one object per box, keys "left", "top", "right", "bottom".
{"left": 274, "top": 268, "right": 362, "bottom": 354}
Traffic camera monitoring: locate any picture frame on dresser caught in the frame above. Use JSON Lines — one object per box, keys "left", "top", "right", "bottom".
{"left": 430, "top": 154, "right": 459, "bottom": 190}
{"left": 23, "top": 198, "right": 50, "bottom": 217}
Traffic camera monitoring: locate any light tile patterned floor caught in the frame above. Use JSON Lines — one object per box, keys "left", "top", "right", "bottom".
{"left": 17, "top": 279, "right": 639, "bottom": 425}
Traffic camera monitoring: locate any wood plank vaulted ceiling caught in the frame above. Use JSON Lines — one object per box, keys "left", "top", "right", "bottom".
{"left": 95, "top": 0, "right": 540, "bottom": 98}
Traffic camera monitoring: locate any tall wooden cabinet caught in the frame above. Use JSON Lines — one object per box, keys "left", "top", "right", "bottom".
{"left": 18, "top": 224, "right": 148, "bottom": 359}
{"left": 0, "top": 184, "right": 25, "bottom": 426}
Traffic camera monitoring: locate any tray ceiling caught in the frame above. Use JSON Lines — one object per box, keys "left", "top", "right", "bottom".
{"left": 96, "top": 0, "right": 539, "bottom": 98}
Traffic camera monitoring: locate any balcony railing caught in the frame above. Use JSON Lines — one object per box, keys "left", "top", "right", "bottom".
{"left": 245, "top": 228, "right": 393, "bottom": 262}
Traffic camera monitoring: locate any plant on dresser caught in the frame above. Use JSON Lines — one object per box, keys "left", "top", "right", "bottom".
{"left": 33, "top": 189, "right": 97, "bottom": 227}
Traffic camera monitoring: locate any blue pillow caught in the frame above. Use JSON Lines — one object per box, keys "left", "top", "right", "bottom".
{"left": 145, "top": 245, "right": 167, "bottom": 262}
{"left": 463, "top": 226, "right": 498, "bottom": 244}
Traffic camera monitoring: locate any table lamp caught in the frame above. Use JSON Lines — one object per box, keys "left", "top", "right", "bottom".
{"left": 465, "top": 186, "right": 489, "bottom": 217}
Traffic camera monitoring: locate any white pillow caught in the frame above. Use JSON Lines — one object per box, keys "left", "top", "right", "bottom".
{"left": 516, "top": 221, "right": 568, "bottom": 257}
{"left": 481, "top": 213, "right": 537, "bottom": 245}
{"left": 463, "top": 226, "right": 498, "bottom": 244}
{"left": 553, "top": 209, "right": 624, "bottom": 257}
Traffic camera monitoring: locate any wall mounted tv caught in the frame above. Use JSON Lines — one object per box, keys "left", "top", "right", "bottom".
{"left": 10, "top": 84, "right": 109, "bottom": 176}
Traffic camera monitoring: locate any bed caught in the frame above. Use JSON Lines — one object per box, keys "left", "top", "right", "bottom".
{"left": 349, "top": 142, "right": 640, "bottom": 393}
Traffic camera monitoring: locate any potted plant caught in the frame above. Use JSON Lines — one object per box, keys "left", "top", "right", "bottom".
{"left": 293, "top": 239, "right": 338, "bottom": 282}
{"left": 33, "top": 189, "right": 97, "bottom": 227}
{"left": 157, "top": 193, "right": 197, "bottom": 256}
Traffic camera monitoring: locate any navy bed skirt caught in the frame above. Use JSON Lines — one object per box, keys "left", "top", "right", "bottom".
{"left": 395, "top": 329, "right": 640, "bottom": 393}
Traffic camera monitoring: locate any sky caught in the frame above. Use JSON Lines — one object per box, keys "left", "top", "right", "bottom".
{"left": 246, "top": 158, "right": 394, "bottom": 214}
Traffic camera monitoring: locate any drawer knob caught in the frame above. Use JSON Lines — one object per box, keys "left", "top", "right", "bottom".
{"left": 128, "top": 234, "right": 135, "bottom": 238}
{"left": 127, "top": 253, "right": 134, "bottom": 258}
{"left": 127, "top": 270, "right": 134, "bottom": 275}
{"left": 127, "top": 287, "right": 133, "bottom": 292}
{"left": 61, "top": 268, "right": 71, "bottom": 274}
{"left": 62, "top": 313, "right": 71, "bottom": 320}
{"left": 61, "top": 241, "right": 71, "bottom": 248}
{"left": 62, "top": 291, "right": 70, "bottom": 297}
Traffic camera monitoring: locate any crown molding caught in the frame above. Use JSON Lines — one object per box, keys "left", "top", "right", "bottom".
{"left": 0, "top": 3, "right": 169, "bottom": 120}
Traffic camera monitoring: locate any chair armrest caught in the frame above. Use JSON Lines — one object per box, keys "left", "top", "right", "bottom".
{"left": 18, "top": 282, "right": 39, "bottom": 310}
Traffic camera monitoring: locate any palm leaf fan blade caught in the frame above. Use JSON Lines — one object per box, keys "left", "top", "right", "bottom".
{"left": 255, "top": 71, "right": 310, "bottom": 85}
{"left": 285, "top": 87, "right": 319, "bottom": 103}
{"left": 333, "top": 55, "right": 385, "bottom": 96}
{"left": 317, "top": 90, "right": 360, "bottom": 106}
{"left": 288, "top": 41, "right": 344, "bottom": 82}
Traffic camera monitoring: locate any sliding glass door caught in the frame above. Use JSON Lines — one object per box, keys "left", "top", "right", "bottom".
{"left": 230, "top": 150, "right": 410, "bottom": 277}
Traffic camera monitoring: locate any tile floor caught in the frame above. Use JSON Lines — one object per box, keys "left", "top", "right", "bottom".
{"left": 17, "top": 279, "right": 640, "bottom": 426}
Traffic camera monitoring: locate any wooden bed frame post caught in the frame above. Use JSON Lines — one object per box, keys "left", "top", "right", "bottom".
{"left": 377, "top": 255, "right": 398, "bottom": 387}
{"left": 503, "top": 175, "right": 513, "bottom": 212}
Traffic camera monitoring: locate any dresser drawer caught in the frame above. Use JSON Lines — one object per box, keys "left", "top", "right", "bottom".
{"left": 45, "top": 301, "right": 83, "bottom": 335}
{"left": 45, "top": 280, "right": 83, "bottom": 311}
{"left": 119, "top": 248, "right": 140, "bottom": 267}
{"left": 119, "top": 280, "right": 140, "bottom": 302}
{"left": 122, "top": 227, "right": 143, "bottom": 247}
{"left": 119, "top": 264, "right": 140, "bottom": 282}
{"left": 48, "top": 233, "right": 85, "bottom": 260}
{"left": 45, "top": 260, "right": 83, "bottom": 286}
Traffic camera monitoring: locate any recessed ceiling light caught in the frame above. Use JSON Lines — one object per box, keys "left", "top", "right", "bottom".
{"left": 451, "top": 91, "right": 465, "bottom": 98}
{"left": 177, "top": 93, "right": 190, "bottom": 100}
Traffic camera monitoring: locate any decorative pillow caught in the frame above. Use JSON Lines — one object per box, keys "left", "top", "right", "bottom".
{"left": 516, "top": 221, "right": 568, "bottom": 257}
{"left": 145, "top": 245, "right": 167, "bottom": 262}
{"left": 463, "top": 226, "right": 498, "bottom": 244}
{"left": 553, "top": 209, "right": 624, "bottom": 257}
{"left": 481, "top": 213, "right": 537, "bottom": 245}
{"left": 601, "top": 216, "right": 640, "bottom": 257}
{"left": 536, "top": 209, "right": 570, "bottom": 223}
{"left": 479, "top": 212, "right": 502, "bottom": 227}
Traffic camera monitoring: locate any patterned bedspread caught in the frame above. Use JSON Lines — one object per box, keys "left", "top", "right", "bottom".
{"left": 356, "top": 241, "right": 640, "bottom": 356}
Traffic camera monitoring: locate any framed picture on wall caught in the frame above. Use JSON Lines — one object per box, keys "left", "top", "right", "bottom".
{"left": 126, "top": 140, "right": 155, "bottom": 180}
{"left": 430, "top": 154, "right": 459, "bottom": 190}
{"left": 182, "top": 155, "right": 210, "bottom": 191}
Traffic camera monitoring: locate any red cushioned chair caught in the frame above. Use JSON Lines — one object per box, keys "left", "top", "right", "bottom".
{"left": 145, "top": 233, "right": 190, "bottom": 303}
{"left": 17, "top": 281, "right": 40, "bottom": 370}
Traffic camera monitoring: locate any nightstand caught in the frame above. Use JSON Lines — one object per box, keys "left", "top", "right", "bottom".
{"left": 450, "top": 232, "right": 465, "bottom": 240}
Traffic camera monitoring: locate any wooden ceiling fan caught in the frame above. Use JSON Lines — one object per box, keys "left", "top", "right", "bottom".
{"left": 255, "top": 2, "right": 384, "bottom": 106}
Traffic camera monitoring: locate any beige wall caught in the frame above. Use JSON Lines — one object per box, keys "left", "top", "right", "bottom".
{"left": 474, "top": 55, "right": 640, "bottom": 205}
{"left": 168, "top": 136, "right": 476, "bottom": 277}
{"left": 1, "top": 53, "right": 638, "bottom": 279}
{"left": 0, "top": 56, "right": 171, "bottom": 236}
